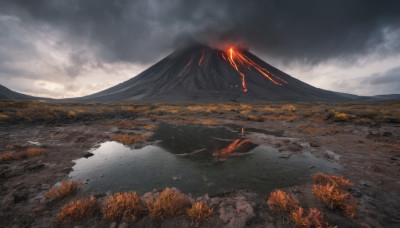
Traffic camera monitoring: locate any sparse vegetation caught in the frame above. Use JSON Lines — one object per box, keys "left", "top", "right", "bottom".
{"left": 267, "top": 190, "right": 298, "bottom": 213}
{"left": 44, "top": 180, "right": 83, "bottom": 200}
{"left": 102, "top": 192, "right": 144, "bottom": 221}
{"left": 313, "top": 184, "right": 356, "bottom": 218}
{"left": 291, "top": 207, "right": 328, "bottom": 228}
{"left": 186, "top": 202, "right": 214, "bottom": 221}
{"left": 57, "top": 197, "right": 97, "bottom": 222}
{"left": 313, "top": 173, "right": 351, "bottom": 190}
{"left": 147, "top": 188, "right": 190, "bottom": 219}
{"left": 109, "top": 134, "right": 148, "bottom": 145}
{"left": 0, "top": 148, "right": 47, "bottom": 162}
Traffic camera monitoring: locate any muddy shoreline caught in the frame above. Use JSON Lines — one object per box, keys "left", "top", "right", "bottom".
{"left": 1, "top": 101, "right": 399, "bottom": 227}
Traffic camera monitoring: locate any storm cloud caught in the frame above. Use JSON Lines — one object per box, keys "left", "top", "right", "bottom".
{"left": 0, "top": 0, "right": 399, "bottom": 97}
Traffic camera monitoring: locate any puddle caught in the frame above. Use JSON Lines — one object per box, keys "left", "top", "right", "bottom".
{"left": 69, "top": 124, "right": 340, "bottom": 196}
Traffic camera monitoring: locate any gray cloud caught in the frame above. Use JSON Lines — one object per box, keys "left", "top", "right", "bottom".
{"left": 1, "top": 0, "right": 399, "bottom": 65}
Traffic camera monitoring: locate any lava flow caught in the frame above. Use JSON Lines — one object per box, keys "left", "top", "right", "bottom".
{"left": 223, "top": 47, "right": 288, "bottom": 92}
{"left": 220, "top": 139, "right": 250, "bottom": 154}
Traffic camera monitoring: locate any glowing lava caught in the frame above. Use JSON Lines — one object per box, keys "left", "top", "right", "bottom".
{"left": 199, "top": 49, "right": 205, "bottom": 66}
{"left": 224, "top": 47, "right": 288, "bottom": 92}
{"left": 220, "top": 139, "right": 250, "bottom": 154}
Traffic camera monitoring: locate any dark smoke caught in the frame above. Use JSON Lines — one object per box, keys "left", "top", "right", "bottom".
{"left": 1, "top": 0, "right": 399, "bottom": 65}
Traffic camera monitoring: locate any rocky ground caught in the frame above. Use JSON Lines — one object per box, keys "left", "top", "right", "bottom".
{"left": 0, "top": 101, "right": 399, "bottom": 227}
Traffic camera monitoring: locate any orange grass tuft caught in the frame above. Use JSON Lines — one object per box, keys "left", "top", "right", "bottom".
{"left": 313, "top": 184, "right": 356, "bottom": 218}
{"left": 186, "top": 202, "right": 214, "bottom": 221}
{"left": 109, "top": 134, "right": 148, "bottom": 145}
{"left": 267, "top": 190, "right": 298, "bottom": 213}
{"left": 57, "top": 197, "right": 96, "bottom": 222}
{"left": 44, "top": 180, "right": 83, "bottom": 200}
{"left": 147, "top": 188, "right": 190, "bottom": 220}
{"left": 291, "top": 207, "right": 328, "bottom": 228}
{"left": 313, "top": 173, "right": 352, "bottom": 191}
{"left": 0, "top": 148, "right": 47, "bottom": 162}
{"left": 102, "top": 191, "right": 144, "bottom": 221}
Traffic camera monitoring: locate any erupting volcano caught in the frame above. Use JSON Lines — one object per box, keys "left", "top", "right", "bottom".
{"left": 79, "top": 44, "right": 354, "bottom": 102}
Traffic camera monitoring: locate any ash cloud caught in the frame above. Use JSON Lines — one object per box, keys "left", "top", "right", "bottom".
{"left": 1, "top": 0, "right": 399, "bottom": 64}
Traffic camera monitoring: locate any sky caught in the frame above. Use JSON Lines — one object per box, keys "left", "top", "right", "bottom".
{"left": 0, "top": 0, "right": 399, "bottom": 98}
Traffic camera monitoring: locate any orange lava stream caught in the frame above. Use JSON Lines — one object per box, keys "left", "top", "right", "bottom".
{"left": 228, "top": 48, "right": 248, "bottom": 92}
{"left": 224, "top": 47, "right": 288, "bottom": 90}
{"left": 220, "top": 139, "right": 250, "bottom": 154}
{"left": 199, "top": 49, "right": 205, "bottom": 66}
{"left": 237, "top": 53, "right": 287, "bottom": 84}
{"left": 179, "top": 56, "right": 194, "bottom": 76}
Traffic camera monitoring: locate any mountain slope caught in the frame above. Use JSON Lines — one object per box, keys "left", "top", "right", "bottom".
{"left": 79, "top": 45, "right": 356, "bottom": 102}
{"left": 0, "top": 84, "right": 39, "bottom": 100}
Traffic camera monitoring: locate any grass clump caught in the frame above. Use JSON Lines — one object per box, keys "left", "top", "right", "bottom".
{"left": 313, "top": 173, "right": 352, "bottom": 190}
{"left": 102, "top": 191, "right": 144, "bottom": 221}
{"left": 57, "top": 197, "right": 97, "bottom": 222}
{"left": 267, "top": 190, "right": 298, "bottom": 213}
{"left": 313, "top": 184, "right": 356, "bottom": 218}
{"left": 186, "top": 202, "right": 214, "bottom": 221}
{"left": 0, "top": 148, "right": 47, "bottom": 162}
{"left": 147, "top": 188, "right": 190, "bottom": 220}
{"left": 291, "top": 207, "right": 328, "bottom": 228}
{"left": 109, "top": 134, "right": 148, "bottom": 145}
{"left": 44, "top": 180, "right": 83, "bottom": 200}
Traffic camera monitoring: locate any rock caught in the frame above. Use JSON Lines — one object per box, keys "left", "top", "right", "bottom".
{"left": 83, "top": 152, "right": 94, "bottom": 158}
{"left": 109, "top": 222, "right": 117, "bottom": 228}
{"left": 382, "top": 132, "right": 392, "bottom": 137}
{"left": 309, "top": 142, "right": 319, "bottom": 147}
{"left": 219, "top": 197, "right": 255, "bottom": 228}
{"left": 118, "top": 222, "right": 128, "bottom": 228}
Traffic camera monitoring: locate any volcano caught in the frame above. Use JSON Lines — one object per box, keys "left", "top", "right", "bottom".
{"left": 80, "top": 44, "right": 355, "bottom": 102}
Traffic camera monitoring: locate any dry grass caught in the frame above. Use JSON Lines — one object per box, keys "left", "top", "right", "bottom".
{"left": 333, "top": 111, "right": 357, "bottom": 122}
{"left": 140, "top": 125, "right": 157, "bottom": 130}
{"left": 102, "top": 192, "right": 144, "bottom": 221}
{"left": 109, "top": 134, "right": 148, "bottom": 145}
{"left": 44, "top": 180, "right": 83, "bottom": 200}
{"left": 313, "top": 184, "right": 356, "bottom": 218}
{"left": 198, "top": 119, "right": 217, "bottom": 125}
{"left": 313, "top": 173, "right": 352, "bottom": 191}
{"left": 147, "top": 188, "right": 190, "bottom": 220}
{"left": 0, "top": 148, "right": 47, "bottom": 162}
{"left": 291, "top": 207, "right": 328, "bottom": 228}
{"left": 267, "top": 190, "right": 298, "bottom": 213}
{"left": 282, "top": 104, "right": 296, "bottom": 111}
{"left": 115, "top": 120, "right": 137, "bottom": 128}
{"left": 246, "top": 115, "right": 264, "bottom": 122}
{"left": 57, "top": 197, "right": 97, "bottom": 222}
{"left": 186, "top": 202, "right": 214, "bottom": 221}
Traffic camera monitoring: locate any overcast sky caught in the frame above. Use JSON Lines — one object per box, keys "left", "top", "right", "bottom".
{"left": 0, "top": 0, "right": 399, "bottom": 98}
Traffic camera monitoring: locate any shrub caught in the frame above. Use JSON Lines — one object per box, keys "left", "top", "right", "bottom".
{"left": 313, "top": 173, "right": 351, "bottom": 191}
{"left": 333, "top": 111, "right": 356, "bottom": 122}
{"left": 57, "top": 197, "right": 97, "bottom": 222}
{"left": 67, "top": 111, "right": 77, "bottom": 118}
{"left": 291, "top": 207, "right": 328, "bottom": 228}
{"left": 102, "top": 192, "right": 144, "bottom": 221}
{"left": 147, "top": 188, "right": 190, "bottom": 219}
{"left": 0, "top": 148, "right": 47, "bottom": 162}
{"left": 44, "top": 180, "right": 83, "bottom": 199}
{"left": 282, "top": 104, "right": 296, "bottom": 112}
{"left": 186, "top": 202, "right": 214, "bottom": 221}
{"left": 312, "top": 184, "right": 356, "bottom": 217}
{"left": 267, "top": 190, "right": 298, "bottom": 213}
{"left": 109, "top": 134, "right": 148, "bottom": 145}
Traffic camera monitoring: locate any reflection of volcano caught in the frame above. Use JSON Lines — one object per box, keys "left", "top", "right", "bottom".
{"left": 153, "top": 123, "right": 256, "bottom": 159}
{"left": 79, "top": 44, "right": 354, "bottom": 102}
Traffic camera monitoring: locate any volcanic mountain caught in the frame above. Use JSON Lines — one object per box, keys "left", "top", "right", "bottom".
{"left": 80, "top": 44, "right": 355, "bottom": 102}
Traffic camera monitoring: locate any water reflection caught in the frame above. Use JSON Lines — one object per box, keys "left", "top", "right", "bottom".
{"left": 70, "top": 124, "right": 340, "bottom": 196}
